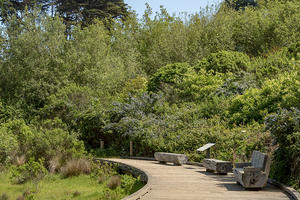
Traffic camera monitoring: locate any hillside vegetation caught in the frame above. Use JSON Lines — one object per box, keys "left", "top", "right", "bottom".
{"left": 0, "top": 0, "right": 299, "bottom": 193}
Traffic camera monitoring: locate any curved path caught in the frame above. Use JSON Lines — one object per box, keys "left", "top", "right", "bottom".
{"left": 109, "top": 158, "right": 291, "bottom": 200}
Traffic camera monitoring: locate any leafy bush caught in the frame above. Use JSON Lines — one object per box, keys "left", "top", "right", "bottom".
{"left": 0, "top": 118, "right": 86, "bottom": 169}
{"left": 0, "top": 193, "right": 9, "bottom": 200}
{"left": 231, "top": 1, "right": 300, "bottom": 56}
{"left": 0, "top": 128, "right": 18, "bottom": 166}
{"left": 287, "top": 41, "right": 300, "bottom": 60}
{"left": 40, "top": 84, "right": 96, "bottom": 127}
{"left": 194, "top": 51, "right": 250, "bottom": 74}
{"left": 118, "top": 76, "right": 148, "bottom": 99}
{"left": 254, "top": 51, "right": 293, "bottom": 80}
{"left": 148, "top": 63, "right": 224, "bottom": 102}
{"left": 121, "top": 175, "right": 141, "bottom": 193}
{"left": 34, "top": 121, "right": 85, "bottom": 167}
{"left": 177, "top": 69, "right": 224, "bottom": 101}
{"left": 227, "top": 72, "right": 300, "bottom": 125}
{"left": 91, "top": 161, "right": 118, "bottom": 184}
{"left": 215, "top": 72, "right": 258, "bottom": 97}
{"left": 147, "top": 63, "right": 194, "bottom": 92}
{"left": 10, "top": 158, "right": 47, "bottom": 184}
{"left": 265, "top": 108, "right": 300, "bottom": 189}
{"left": 0, "top": 12, "right": 68, "bottom": 112}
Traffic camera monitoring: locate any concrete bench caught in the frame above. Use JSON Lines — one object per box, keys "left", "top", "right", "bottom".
{"left": 233, "top": 151, "right": 271, "bottom": 189}
{"left": 203, "top": 159, "right": 232, "bottom": 174}
{"left": 154, "top": 152, "right": 188, "bottom": 166}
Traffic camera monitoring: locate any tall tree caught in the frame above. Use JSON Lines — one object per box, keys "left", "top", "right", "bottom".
{"left": 225, "top": 0, "right": 257, "bottom": 10}
{"left": 0, "top": 0, "right": 129, "bottom": 28}
{"left": 56, "top": 0, "right": 128, "bottom": 28}
{"left": 0, "top": 0, "right": 51, "bottom": 22}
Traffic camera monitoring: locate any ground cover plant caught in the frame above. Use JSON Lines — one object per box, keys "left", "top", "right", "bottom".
{"left": 0, "top": 164, "right": 143, "bottom": 200}
{"left": 0, "top": 0, "right": 299, "bottom": 195}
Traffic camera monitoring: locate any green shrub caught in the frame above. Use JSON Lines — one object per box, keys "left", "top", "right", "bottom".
{"left": 231, "top": 1, "right": 300, "bottom": 56}
{"left": 40, "top": 84, "right": 95, "bottom": 126}
{"left": 121, "top": 175, "right": 141, "bottom": 193}
{"left": 254, "top": 51, "right": 293, "bottom": 80}
{"left": 215, "top": 72, "right": 258, "bottom": 96}
{"left": 147, "top": 63, "right": 194, "bottom": 92}
{"left": 118, "top": 76, "right": 148, "bottom": 99}
{"left": 10, "top": 158, "right": 47, "bottom": 184}
{"left": 0, "top": 118, "right": 86, "bottom": 168}
{"left": 194, "top": 50, "right": 250, "bottom": 74}
{"left": 227, "top": 72, "right": 300, "bottom": 125}
{"left": 91, "top": 161, "right": 118, "bottom": 183}
{"left": 0, "top": 193, "right": 9, "bottom": 200}
{"left": 287, "top": 41, "right": 300, "bottom": 60}
{"left": 265, "top": 108, "right": 300, "bottom": 189}
{"left": 147, "top": 63, "right": 224, "bottom": 102}
{"left": 177, "top": 69, "right": 224, "bottom": 101}
{"left": 0, "top": 128, "right": 18, "bottom": 166}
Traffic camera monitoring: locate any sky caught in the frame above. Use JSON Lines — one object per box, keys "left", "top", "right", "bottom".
{"left": 124, "top": 0, "right": 224, "bottom": 17}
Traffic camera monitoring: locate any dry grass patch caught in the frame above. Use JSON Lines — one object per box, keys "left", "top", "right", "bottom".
{"left": 14, "top": 155, "right": 25, "bottom": 166}
{"left": 0, "top": 193, "right": 9, "bottom": 200}
{"left": 107, "top": 175, "right": 121, "bottom": 190}
{"left": 61, "top": 159, "right": 91, "bottom": 178}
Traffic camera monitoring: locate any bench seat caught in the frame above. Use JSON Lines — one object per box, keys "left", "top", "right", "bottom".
{"left": 154, "top": 152, "right": 188, "bottom": 166}
{"left": 203, "top": 159, "right": 232, "bottom": 174}
{"left": 233, "top": 151, "right": 270, "bottom": 189}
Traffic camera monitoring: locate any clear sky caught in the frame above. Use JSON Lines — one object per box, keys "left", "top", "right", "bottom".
{"left": 124, "top": 0, "right": 224, "bottom": 17}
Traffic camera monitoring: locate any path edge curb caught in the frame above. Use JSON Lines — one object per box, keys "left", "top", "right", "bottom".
{"left": 94, "top": 158, "right": 152, "bottom": 200}
{"left": 268, "top": 179, "right": 300, "bottom": 200}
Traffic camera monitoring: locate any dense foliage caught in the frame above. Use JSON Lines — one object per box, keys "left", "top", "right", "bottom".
{"left": 0, "top": 0, "right": 129, "bottom": 28}
{"left": 0, "top": 0, "right": 299, "bottom": 193}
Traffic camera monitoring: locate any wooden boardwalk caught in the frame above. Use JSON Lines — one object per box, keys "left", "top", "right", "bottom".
{"left": 109, "top": 159, "right": 291, "bottom": 200}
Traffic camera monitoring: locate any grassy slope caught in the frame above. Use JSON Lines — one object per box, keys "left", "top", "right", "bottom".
{"left": 0, "top": 172, "right": 143, "bottom": 200}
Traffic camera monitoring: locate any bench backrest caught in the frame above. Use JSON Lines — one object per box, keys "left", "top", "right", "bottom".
{"left": 251, "top": 151, "right": 270, "bottom": 174}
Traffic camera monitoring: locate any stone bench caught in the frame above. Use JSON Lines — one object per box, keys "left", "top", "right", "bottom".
{"left": 202, "top": 159, "right": 232, "bottom": 174}
{"left": 154, "top": 152, "right": 188, "bottom": 166}
{"left": 233, "top": 151, "right": 271, "bottom": 189}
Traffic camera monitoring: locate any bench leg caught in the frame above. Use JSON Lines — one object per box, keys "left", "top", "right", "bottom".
{"left": 173, "top": 163, "right": 181, "bottom": 166}
{"left": 206, "top": 169, "right": 214, "bottom": 173}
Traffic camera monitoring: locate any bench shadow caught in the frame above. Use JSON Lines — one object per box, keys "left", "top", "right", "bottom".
{"left": 151, "top": 161, "right": 179, "bottom": 167}
{"left": 216, "top": 183, "right": 244, "bottom": 191}
{"left": 186, "top": 166, "right": 292, "bottom": 199}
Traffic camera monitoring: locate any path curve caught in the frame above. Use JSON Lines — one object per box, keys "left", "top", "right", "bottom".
{"left": 108, "top": 158, "right": 291, "bottom": 200}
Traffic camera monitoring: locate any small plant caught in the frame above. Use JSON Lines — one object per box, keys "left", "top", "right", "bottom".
{"left": 107, "top": 175, "right": 121, "bottom": 190}
{"left": 121, "top": 174, "right": 138, "bottom": 193}
{"left": 98, "top": 174, "right": 106, "bottom": 184}
{"left": 48, "top": 155, "right": 62, "bottom": 174}
{"left": 22, "top": 190, "right": 31, "bottom": 198}
{"left": 10, "top": 158, "right": 47, "bottom": 184}
{"left": 102, "top": 188, "right": 120, "bottom": 200}
{"left": 0, "top": 193, "right": 9, "bottom": 200}
{"left": 91, "top": 161, "right": 118, "bottom": 183}
{"left": 61, "top": 159, "right": 91, "bottom": 178}
{"left": 73, "top": 191, "right": 81, "bottom": 197}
